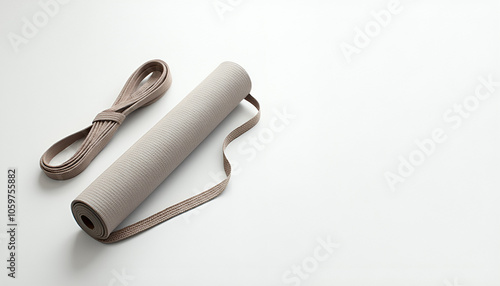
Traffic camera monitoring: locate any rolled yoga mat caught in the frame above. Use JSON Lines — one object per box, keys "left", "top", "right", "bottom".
{"left": 71, "top": 61, "right": 260, "bottom": 243}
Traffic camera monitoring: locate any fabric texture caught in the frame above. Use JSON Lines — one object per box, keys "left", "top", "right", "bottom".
{"left": 71, "top": 62, "right": 260, "bottom": 243}
{"left": 40, "top": 60, "right": 172, "bottom": 180}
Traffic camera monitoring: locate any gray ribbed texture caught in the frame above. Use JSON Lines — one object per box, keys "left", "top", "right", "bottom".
{"left": 72, "top": 62, "right": 252, "bottom": 241}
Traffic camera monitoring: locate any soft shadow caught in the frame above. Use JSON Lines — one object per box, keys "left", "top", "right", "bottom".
{"left": 38, "top": 171, "right": 71, "bottom": 191}
{"left": 69, "top": 229, "right": 141, "bottom": 269}
{"left": 69, "top": 231, "right": 107, "bottom": 269}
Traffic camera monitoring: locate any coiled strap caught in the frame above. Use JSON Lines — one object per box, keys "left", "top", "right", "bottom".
{"left": 40, "top": 60, "right": 172, "bottom": 180}
{"left": 99, "top": 95, "right": 260, "bottom": 243}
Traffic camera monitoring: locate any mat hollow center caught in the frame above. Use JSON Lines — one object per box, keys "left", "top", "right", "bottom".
{"left": 81, "top": 215, "right": 94, "bottom": 230}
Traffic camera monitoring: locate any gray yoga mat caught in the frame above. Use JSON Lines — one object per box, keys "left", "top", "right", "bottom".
{"left": 71, "top": 61, "right": 260, "bottom": 243}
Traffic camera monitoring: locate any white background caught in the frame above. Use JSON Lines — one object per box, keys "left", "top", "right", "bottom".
{"left": 1, "top": 0, "right": 500, "bottom": 285}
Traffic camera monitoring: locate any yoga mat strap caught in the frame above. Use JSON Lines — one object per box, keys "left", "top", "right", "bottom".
{"left": 40, "top": 60, "right": 172, "bottom": 180}
{"left": 99, "top": 95, "right": 259, "bottom": 243}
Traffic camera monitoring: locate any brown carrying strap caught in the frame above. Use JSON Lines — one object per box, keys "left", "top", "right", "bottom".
{"left": 98, "top": 94, "right": 260, "bottom": 243}
{"left": 40, "top": 60, "right": 172, "bottom": 180}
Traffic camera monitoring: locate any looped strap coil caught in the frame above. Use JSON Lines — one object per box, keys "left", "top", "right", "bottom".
{"left": 40, "top": 59, "right": 172, "bottom": 180}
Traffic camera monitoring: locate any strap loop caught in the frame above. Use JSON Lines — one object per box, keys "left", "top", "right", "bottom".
{"left": 98, "top": 94, "right": 260, "bottom": 243}
{"left": 93, "top": 110, "right": 126, "bottom": 125}
{"left": 40, "top": 59, "right": 172, "bottom": 180}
